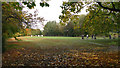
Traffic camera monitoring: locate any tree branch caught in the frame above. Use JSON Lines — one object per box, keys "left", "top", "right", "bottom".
{"left": 89, "top": 9, "right": 100, "bottom": 21}
{"left": 97, "top": 2, "right": 120, "bottom": 12}
{"left": 111, "top": 2, "right": 115, "bottom": 9}
{"left": 76, "top": 2, "right": 92, "bottom": 13}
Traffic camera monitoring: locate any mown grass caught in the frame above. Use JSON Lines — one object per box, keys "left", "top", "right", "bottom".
{"left": 6, "top": 36, "right": 118, "bottom": 51}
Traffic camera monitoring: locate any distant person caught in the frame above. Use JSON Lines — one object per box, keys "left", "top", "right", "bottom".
{"left": 109, "top": 35, "right": 111, "bottom": 39}
{"left": 92, "top": 35, "right": 94, "bottom": 39}
{"left": 103, "top": 36, "right": 106, "bottom": 39}
{"left": 86, "top": 35, "right": 89, "bottom": 39}
{"left": 38, "top": 35, "right": 40, "bottom": 37}
{"left": 41, "top": 35, "right": 43, "bottom": 37}
{"left": 113, "top": 34, "right": 116, "bottom": 39}
{"left": 31, "top": 35, "right": 33, "bottom": 37}
{"left": 82, "top": 35, "right": 84, "bottom": 39}
{"left": 119, "top": 35, "right": 120, "bottom": 38}
{"left": 94, "top": 34, "right": 96, "bottom": 39}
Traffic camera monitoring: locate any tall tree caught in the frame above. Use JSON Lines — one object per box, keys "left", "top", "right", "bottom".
{"left": 63, "top": 14, "right": 86, "bottom": 36}
{"left": 2, "top": 2, "right": 24, "bottom": 52}
{"left": 43, "top": 21, "right": 63, "bottom": 36}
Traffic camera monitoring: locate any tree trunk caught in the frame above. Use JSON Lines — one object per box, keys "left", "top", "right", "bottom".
{"left": 2, "top": 36, "right": 6, "bottom": 53}
{"left": 14, "top": 37, "right": 18, "bottom": 40}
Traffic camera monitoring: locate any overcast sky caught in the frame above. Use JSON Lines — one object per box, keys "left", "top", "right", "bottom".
{"left": 23, "top": 0, "right": 88, "bottom": 30}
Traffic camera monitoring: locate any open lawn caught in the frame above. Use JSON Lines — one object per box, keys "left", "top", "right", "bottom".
{"left": 2, "top": 36, "right": 119, "bottom": 67}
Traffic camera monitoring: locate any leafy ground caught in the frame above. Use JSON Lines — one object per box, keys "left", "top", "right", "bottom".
{"left": 2, "top": 36, "right": 120, "bottom": 67}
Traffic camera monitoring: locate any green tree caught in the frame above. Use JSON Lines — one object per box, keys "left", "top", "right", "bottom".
{"left": 59, "top": 1, "right": 120, "bottom": 35}
{"left": 2, "top": 2, "right": 24, "bottom": 52}
{"left": 43, "top": 21, "right": 63, "bottom": 36}
{"left": 82, "top": 2, "right": 120, "bottom": 35}
{"left": 31, "top": 29, "right": 42, "bottom": 35}
{"left": 63, "top": 14, "right": 86, "bottom": 37}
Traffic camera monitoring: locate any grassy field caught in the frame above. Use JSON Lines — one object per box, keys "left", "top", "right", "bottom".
{"left": 2, "top": 36, "right": 119, "bottom": 67}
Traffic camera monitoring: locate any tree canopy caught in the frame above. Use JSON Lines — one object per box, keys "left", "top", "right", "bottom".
{"left": 59, "top": 2, "right": 120, "bottom": 35}
{"left": 2, "top": 2, "right": 23, "bottom": 38}
{"left": 43, "top": 21, "right": 63, "bottom": 36}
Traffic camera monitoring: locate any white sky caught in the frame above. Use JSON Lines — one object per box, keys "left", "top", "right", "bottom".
{"left": 22, "top": 0, "right": 88, "bottom": 30}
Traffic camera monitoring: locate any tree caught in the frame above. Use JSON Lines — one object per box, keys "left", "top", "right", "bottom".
{"left": 59, "top": 1, "right": 120, "bottom": 35}
{"left": 31, "top": 29, "right": 42, "bottom": 35}
{"left": 2, "top": 1, "right": 50, "bottom": 52}
{"left": 64, "top": 14, "right": 86, "bottom": 37}
{"left": 43, "top": 21, "right": 63, "bottom": 36}
{"left": 2, "top": 2, "right": 24, "bottom": 52}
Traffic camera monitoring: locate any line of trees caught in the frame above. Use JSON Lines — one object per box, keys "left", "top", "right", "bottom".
{"left": 43, "top": 15, "right": 87, "bottom": 37}
{"left": 19, "top": 28, "right": 43, "bottom": 36}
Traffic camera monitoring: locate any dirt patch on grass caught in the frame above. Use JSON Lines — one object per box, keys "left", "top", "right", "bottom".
{"left": 7, "top": 38, "right": 16, "bottom": 42}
